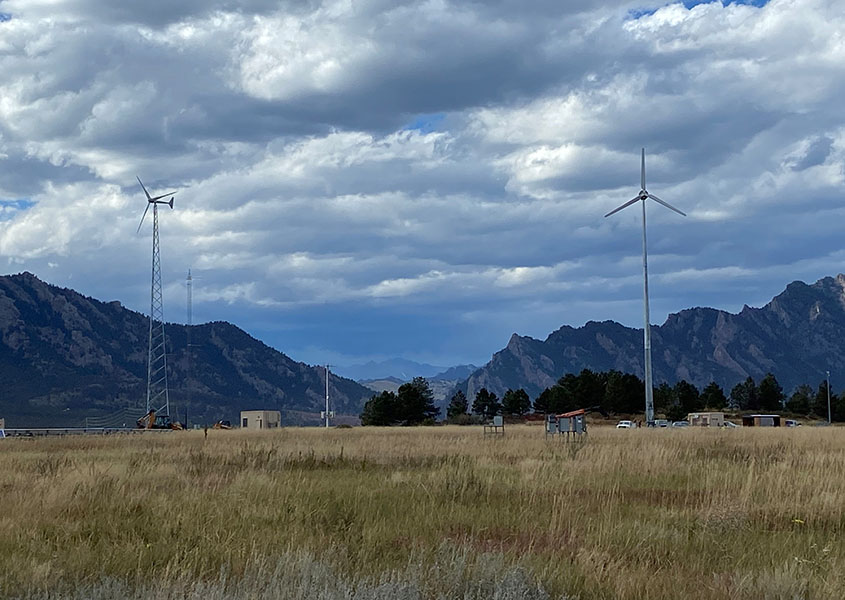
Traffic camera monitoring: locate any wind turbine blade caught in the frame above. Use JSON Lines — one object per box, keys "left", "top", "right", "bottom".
{"left": 137, "top": 176, "right": 152, "bottom": 201}
{"left": 150, "top": 191, "right": 177, "bottom": 202}
{"left": 647, "top": 193, "right": 686, "bottom": 217}
{"left": 137, "top": 202, "right": 151, "bottom": 233}
{"left": 604, "top": 196, "right": 641, "bottom": 218}
{"left": 641, "top": 148, "right": 646, "bottom": 190}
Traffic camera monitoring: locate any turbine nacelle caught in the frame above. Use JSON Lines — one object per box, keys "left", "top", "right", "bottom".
{"left": 136, "top": 176, "right": 176, "bottom": 233}
{"left": 604, "top": 149, "right": 686, "bottom": 218}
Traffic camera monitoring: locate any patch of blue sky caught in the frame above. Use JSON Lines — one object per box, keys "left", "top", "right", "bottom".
{"left": 403, "top": 113, "right": 446, "bottom": 134}
{"left": 627, "top": 0, "right": 768, "bottom": 19}
{"left": 0, "top": 13, "right": 12, "bottom": 22}
{"left": 684, "top": 0, "right": 769, "bottom": 6}
{"left": 0, "top": 199, "right": 35, "bottom": 219}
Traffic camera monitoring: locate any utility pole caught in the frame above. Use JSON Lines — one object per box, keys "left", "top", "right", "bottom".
{"left": 827, "top": 370, "right": 832, "bottom": 425}
{"left": 186, "top": 269, "right": 192, "bottom": 428}
{"left": 324, "top": 364, "right": 332, "bottom": 428}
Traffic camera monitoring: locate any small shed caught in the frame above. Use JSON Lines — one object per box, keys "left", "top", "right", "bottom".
{"left": 240, "top": 410, "right": 281, "bottom": 430}
{"left": 688, "top": 412, "right": 725, "bottom": 427}
{"left": 742, "top": 414, "right": 781, "bottom": 427}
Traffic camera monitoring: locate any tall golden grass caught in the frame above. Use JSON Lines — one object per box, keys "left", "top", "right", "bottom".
{"left": 1, "top": 425, "right": 842, "bottom": 599}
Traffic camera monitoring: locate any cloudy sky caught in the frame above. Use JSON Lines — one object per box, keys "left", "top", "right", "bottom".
{"left": 0, "top": 0, "right": 843, "bottom": 372}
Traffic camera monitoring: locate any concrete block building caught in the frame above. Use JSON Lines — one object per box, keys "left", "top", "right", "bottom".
{"left": 240, "top": 410, "right": 281, "bottom": 430}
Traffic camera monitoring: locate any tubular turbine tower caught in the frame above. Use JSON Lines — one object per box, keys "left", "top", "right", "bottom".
{"left": 136, "top": 177, "right": 176, "bottom": 416}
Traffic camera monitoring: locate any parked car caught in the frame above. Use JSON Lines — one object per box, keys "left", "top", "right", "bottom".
{"left": 616, "top": 420, "right": 636, "bottom": 429}
{"left": 723, "top": 421, "right": 740, "bottom": 428}
{"left": 671, "top": 421, "right": 689, "bottom": 427}
{"left": 654, "top": 419, "right": 670, "bottom": 428}
{"left": 784, "top": 419, "right": 801, "bottom": 427}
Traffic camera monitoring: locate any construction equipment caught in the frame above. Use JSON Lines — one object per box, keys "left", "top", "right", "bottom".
{"left": 211, "top": 420, "right": 231, "bottom": 430}
{"left": 136, "top": 409, "right": 183, "bottom": 430}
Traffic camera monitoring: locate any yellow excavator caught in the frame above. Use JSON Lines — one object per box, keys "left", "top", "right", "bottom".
{"left": 136, "top": 409, "right": 184, "bottom": 430}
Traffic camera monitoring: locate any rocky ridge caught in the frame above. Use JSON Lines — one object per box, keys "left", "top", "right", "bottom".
{"left": 0, "top": 272, "right": 372, "bottom": 426}
{"left": 460, "top": 275, "right": 845, "bottom": 399}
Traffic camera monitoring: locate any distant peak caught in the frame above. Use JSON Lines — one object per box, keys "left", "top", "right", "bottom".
{"left": 786, "top": 280, "right": 810, "bottom": 290}
{"left": 10, "top": 271, "right": 39, "bottom": 281}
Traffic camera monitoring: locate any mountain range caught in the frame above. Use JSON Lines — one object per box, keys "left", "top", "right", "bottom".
{"left": 358, "top": 363, "right": 478, "bottom": 410}
{"left": 460, "top": 275, "right": 845, "bottom": 400}
{"left": 334, "top": 359, "right": 477, "bottom": 382}
{"left": 4, "top": 271, "right": 845, "bottom": 425}
{"left": 0, "top": 272, "right": 372, "bottom": 426}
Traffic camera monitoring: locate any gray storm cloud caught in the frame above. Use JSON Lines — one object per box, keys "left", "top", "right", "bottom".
{"left": 0, "top": 0, "right": 843, "bottom": 365}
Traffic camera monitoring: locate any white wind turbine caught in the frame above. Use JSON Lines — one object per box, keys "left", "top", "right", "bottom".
{"left": 137, "top": 177, "right": 176, "bottom": 418}
{"left": 605, "top": 149, "right": 685, "bottom": 425}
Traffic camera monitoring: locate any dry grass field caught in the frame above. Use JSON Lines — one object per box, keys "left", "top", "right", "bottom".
{"left": 0, "top": 425, "right": 843, "bottom": 599}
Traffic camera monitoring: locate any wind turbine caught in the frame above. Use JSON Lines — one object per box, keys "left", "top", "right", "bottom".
{"left": 604, "top": 149, "right": 685, "bottom": 425}
{"left": 137, "top": 177, "right": 176, "bottom": 418}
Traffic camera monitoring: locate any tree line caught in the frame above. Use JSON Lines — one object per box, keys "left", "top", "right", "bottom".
{"left": 360, "top": 369, "right": 845, "bottom": 425}
{"left": 725, "top": 375, "right": 845, "bottom": 421}
{"left": 359, "top": 377, "right": 532, "bottom": 426}
{"left": 359, "top": 377, "right": 440, "bottom": 426}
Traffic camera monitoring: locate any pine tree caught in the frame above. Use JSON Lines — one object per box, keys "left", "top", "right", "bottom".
{"left": 674, "top": 380, "right": 702, "bottom": 414}
{"left": 730, "top": 377, "right": 758, "bottom": 410}
{"left": 758, "top": 373, "right": 785, "bottom": 411}
{"left": 502, "top": 388, "right": 531, "bottom": 416}
{"left": 700, "top": 381, "right": 727, "bottom": 409}
{"left": 396, "top": 377, "right": 439, "bottom": 425}
{"left": 533, "top": 387, "right": 553, "bottom": 414}
{"left": 446, "top": 390, "right": 469, "bottom": 420}
{"left": 812, "top": 381, "right": 831, "bottom": 420}
{"left": 654, "top": 382, "right": 676, "bottom": 414}
{"left": 360, "top": 391, "right": 398, "bottom": 426}
{"left": 786, "top": 384, "right": 812, "bottom": 414}
{"left": 604, "top": 370, "right": 644, "bottom": 414}
{"left": 472, "top": 388, "right": 501, "bottom": 419}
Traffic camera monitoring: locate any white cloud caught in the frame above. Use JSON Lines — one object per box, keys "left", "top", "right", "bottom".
{"left": 0, "top": 0, "right": 844, "bottom": 366}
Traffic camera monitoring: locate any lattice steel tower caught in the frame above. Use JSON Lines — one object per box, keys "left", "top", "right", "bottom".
{"left": 136, "top": 177, "right": 176, "bottom": 415}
